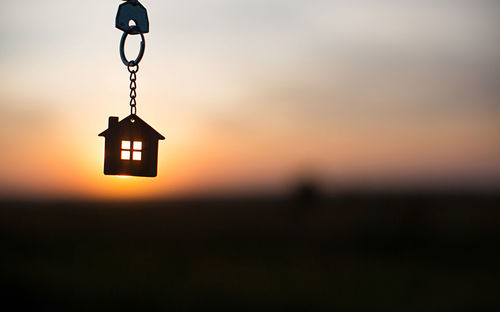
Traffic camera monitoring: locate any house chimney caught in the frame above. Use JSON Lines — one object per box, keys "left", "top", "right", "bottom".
{"left": 108, "top": 116, "right": 119, "bottom": 128}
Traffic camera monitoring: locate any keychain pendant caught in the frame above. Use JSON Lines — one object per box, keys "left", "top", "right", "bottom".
{"left": 99, "top": 115, "right": 164, "bottom": 177}
{"left": 99, "top": 1, "right": 164, "bottom": 177}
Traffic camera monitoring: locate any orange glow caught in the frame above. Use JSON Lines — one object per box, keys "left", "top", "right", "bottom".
{"left": 0, "top": 109, "right": 498, "bottom": 201}
{"left": 121, "top": 141, "right": 130, "bottom": 149}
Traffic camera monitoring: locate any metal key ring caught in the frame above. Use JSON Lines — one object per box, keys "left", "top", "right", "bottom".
{"left": 119, "top": 25, "right": 146, "bottom": 66}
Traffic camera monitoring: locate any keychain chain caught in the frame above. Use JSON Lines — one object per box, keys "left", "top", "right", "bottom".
{"left": 128, "top": 61, "right": 139, "bottom": 115}
{"left": 119, "top": 20, "right": 146, "bottom": 116}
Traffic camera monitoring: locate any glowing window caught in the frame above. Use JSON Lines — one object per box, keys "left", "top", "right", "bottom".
{"left": 121, "top": 140, "right": 142, "bottom": 161}
{"left": 133, "top": 141, "right": 142, "bottom": 150}
{"left": 121, "top": 150, "right": 130, "bottom": 160}
{"left": 133, "top": 151, "right": 142, "bottom": 160}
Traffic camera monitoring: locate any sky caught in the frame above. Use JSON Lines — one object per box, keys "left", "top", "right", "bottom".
{"left": 0, "top": 0, "right": 500, "bottom": 200}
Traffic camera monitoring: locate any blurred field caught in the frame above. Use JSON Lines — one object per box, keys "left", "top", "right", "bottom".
{"left": 1, "top": 193, "right": 499, "bottom": 311}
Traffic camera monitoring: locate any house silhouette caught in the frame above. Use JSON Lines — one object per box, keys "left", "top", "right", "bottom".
{"left": 99, "top": 115, "right": 164, "bottom": 177}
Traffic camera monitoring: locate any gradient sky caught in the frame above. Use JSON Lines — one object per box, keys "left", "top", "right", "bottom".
{"left": 1, "top": 0, "right": 500, "bottom": 199}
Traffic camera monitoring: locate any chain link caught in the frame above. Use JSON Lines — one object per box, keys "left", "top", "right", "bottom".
{"left": 127, "top": 61, "right": 139, "bottom": 115}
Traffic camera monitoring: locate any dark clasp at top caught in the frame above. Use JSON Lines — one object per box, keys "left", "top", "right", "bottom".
{"left": 116, "top": 0, "right": 149, "bottom": 34}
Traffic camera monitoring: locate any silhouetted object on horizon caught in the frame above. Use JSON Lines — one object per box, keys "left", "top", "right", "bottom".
{"left": 293, "top": 179, "right": 322, "bottom": 205}
{"left": 99, "top": 115, "right": 164, "bottom": 177}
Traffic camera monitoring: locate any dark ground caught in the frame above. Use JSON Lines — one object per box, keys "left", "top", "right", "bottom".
{"left": 1, "top": 193, "right": 499, "bottom": 311}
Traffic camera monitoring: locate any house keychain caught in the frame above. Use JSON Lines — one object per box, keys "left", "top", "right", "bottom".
{"left": 99, "top": 0, "right": 165, "bottom": 177}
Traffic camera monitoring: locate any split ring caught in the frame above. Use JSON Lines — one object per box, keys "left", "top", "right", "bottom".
{"left": 120, "top": 26, "right": 146, "bottom": 66}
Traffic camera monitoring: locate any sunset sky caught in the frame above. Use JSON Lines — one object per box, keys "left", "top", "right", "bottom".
{"left": 1, "top": 0, "right": 500, "bottom": 199}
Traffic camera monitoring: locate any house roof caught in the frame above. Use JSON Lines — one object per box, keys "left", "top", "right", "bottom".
{"left": 99, "top": 114, "right": 165, "bottom": 140}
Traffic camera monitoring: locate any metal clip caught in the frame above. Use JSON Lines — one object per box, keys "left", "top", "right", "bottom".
{"left": 116, "top": 0, "right": 149, "bottom": 34}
